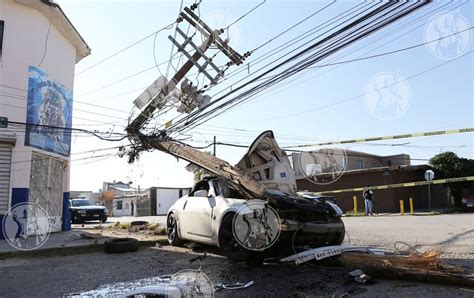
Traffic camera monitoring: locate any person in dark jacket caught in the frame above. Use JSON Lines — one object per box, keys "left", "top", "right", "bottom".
{"left": 363, "top": 188, "right": 374, "bottom": 216}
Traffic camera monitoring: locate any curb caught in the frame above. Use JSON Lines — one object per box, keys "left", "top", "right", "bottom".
{"left": 0, "top": 238, "right": 169, "bottom": 259}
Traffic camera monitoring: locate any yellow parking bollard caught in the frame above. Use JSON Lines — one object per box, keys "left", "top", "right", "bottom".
{"left": 353, "top": 196, "right": 358, "bottom": 215}
{"left": 409, "top": 197, "right": 414, "bottom": 214}
{"left": 399, "top": 200, "right": 405, "bottom": 215}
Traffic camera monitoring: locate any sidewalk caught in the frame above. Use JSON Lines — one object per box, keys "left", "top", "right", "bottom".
{"left": 0, "top": 231, "right": 102, "bottom": 256}
{"left": 0, "top": 223, "right": 169, "bottom": 258}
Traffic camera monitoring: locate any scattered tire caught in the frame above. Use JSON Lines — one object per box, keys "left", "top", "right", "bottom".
{"left": 130, "top": 221, "right": 149, "bottom": 230}
{"left": 167, "top": 213, "right": 184, "bottom": 246}
{"left": 104, "top": 238, "right": 139, "bottom": 254}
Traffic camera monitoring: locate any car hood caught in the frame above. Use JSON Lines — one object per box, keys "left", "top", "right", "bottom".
{"left": 236, "top": 130, "right": 297, "bottom": 194}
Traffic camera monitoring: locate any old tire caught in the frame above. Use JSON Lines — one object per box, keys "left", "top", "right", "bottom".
{"left": 167, "top": 213, "right": 184, "bottom": 246}
{"left": 104, "top": 238, "right": 139, "bottom": 254}
{"left": 218, "top": 213, "right": 254, "bottom": 262}
{"left": 130, "top": 220, "right": 148, "bottom": 229}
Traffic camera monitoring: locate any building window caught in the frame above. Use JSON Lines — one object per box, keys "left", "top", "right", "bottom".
{"left": 0, "top": 21, "right": 4, "bottom": 60}
{"left": 387, "top": 160, "right": 392, "bottom": 166}
{"left": 116, "top": 200, "right": 123, "bottom": 210}
{"left": 357, "top": 160, "right": 364, "bottom": 169}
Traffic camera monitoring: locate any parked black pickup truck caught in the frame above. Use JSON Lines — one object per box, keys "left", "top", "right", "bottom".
{"left": 70, "top": 198, "right": 108, "bottom": 224}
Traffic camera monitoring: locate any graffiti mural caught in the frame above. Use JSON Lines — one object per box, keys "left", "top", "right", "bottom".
{"left": 25, "top": 66, "right": 73, "bottom": 156}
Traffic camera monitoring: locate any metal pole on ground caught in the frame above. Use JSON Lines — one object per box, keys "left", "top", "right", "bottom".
{"left": 353, "top": 196, "right": 358, "bottom": 215}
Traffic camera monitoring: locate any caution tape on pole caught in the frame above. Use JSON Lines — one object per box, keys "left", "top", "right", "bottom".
{"left": 284, "top": 128, "right": 474, "bottom": 148}
{"left": 309, "top": 176, "right": 474, "bottom": 195}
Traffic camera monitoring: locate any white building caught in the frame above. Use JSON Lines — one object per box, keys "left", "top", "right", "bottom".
{"left": 0, "top": 0, "right": 90, "bottom": 236}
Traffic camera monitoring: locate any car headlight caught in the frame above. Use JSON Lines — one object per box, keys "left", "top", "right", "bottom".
{"left": 104, "top": 208, "right": 108, "bottom": 213}
{"left": 78, "top": 209, "right": 86, "bottom": 214}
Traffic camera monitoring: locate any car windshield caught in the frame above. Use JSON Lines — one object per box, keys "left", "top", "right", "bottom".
{"left": 71, "top": 199, "right": 94, "bottom": 207}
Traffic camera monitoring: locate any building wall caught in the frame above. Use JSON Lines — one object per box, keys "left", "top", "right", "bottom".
{"left": 297, "top": 167, "right": 447, "bottom": 213}
{"left": 0, "top": 0, "right": 78, "bottom": 236}
{"left": 151, "top": 187, "right": 191, "bottom": 215}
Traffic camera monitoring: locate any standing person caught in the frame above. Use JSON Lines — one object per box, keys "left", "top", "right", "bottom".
{"left": 363, "top": 188, "right": 374, "bottom": 216}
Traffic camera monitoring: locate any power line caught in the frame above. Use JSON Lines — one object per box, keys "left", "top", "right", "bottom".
{"left": 224, "top": 0, "right": 266, "bottom": 30}
{"left": 173, "top": 1, "right": 431, "bottom": 133}
{"left": 75, "top": 21, "right": 176, "bottom": 76}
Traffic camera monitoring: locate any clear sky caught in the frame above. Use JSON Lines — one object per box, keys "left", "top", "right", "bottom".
{"left": 56, "top": 0, "right": 473, "bottom": 192}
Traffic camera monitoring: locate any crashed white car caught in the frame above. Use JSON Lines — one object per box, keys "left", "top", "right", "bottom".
{"left": 167, "top": 131, "right": 345, "bottom": 262}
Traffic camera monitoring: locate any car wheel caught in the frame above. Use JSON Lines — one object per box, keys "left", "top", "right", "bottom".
{"left": 218, "top": 213, "right": 254, "bottom": 262}
{"left": 100, "top": 216, "right": 108, "bottom": 223}
{"left": 104, "top": 238, "right": 139, "bottom": 254}
{"left": 329, "top": 218, "right": 345, "bottom": 245}
{"left": 167, "top": 213, "right": 184, "bottom": 246}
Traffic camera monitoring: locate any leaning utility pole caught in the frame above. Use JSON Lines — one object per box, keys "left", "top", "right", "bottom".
{"left": 126, "top": 5, "right": 267, "bottom": 199}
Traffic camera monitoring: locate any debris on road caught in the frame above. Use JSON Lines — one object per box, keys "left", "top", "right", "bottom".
{"left": 280, "top": 245, "right": 342, "bottom": 264}
{"left": 280, "top": 244, "right": 474, "bottom": 287}
{"left": 189, "top": 252, "right": 207, "bottom": 263}
{"left": 130, "top": 221, "right": 149, "bottom": 230}
{"left": 104, "top": 238, "right": 139, "bottom": 254}
{"left": 349, "top": 269, "right": 371, "bottom": 284}
{"left": 215, "top": 280, "right": 255, "bottom": 291}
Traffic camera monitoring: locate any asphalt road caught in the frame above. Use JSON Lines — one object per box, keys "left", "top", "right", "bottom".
{"left": 1, "top": 214, "right": 472, "bottom": 296}
{"left": 343, "top": 213, "right": 474, "bottom": 261}
{"left": 0, "top": 245, "right": 472, "bottom": 297}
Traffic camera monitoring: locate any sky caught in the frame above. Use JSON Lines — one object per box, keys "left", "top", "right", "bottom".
{"left": 55, "top": 0, "right": 473, "bottom": 192}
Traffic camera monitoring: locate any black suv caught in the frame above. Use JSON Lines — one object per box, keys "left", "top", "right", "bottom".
{"left": 70, "top": 198, "right": 108, "bottom": 224}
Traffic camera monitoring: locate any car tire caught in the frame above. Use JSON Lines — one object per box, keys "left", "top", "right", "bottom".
{"left": 100, "top": 216, "right": 108, "bottom": 223}
{"left": 218, "top": 213, "right": 255, "bottom": 262}
{"left": 167, "top": 213, "right": 184, "bottom": 246}
{"left": 104, "top": 238, "right": 139, "bottom": 254}
{"left": 329, "top": 218, "right": 345, "bottom": 245}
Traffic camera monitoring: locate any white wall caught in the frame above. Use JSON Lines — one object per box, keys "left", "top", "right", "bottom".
{"left": 112, "top": 198, "right": 135, "bottom": 217}
{"left": 0, "top": 0, "right": 77, "bottom": 190}
{"left": 156, "top": 188, "right": 190, "bottom": 215}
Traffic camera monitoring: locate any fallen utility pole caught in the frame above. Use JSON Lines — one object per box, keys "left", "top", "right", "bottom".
{"left": 138, "top": 134, "right": 267, "bottom": 199}
{"left": 126, "top": 5, "right": 266, "bottom": 199}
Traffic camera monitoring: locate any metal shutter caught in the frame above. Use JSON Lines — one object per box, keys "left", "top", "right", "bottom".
{"left": 0, "top": 143, "right": 12, "bottom": 213}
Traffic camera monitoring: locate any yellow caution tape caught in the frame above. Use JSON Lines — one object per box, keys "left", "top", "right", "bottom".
{"left": 284, "top": 128, "right": 474, "bottom": 148}
{"left": 310, "top": 176, "right": 474, "bottom": 195}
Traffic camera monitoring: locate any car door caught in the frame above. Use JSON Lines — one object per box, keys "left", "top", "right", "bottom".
{"left": 181, "top": 180, "right": 215, "bottom": 240}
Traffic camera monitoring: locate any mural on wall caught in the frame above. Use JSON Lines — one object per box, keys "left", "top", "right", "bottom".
{"left": 25, "top": 66, "right": 73, "bottom": 156}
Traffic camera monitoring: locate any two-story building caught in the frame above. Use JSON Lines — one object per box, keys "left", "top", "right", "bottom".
{"left": 0, "top": 0, "right": 90, "bottom": 237}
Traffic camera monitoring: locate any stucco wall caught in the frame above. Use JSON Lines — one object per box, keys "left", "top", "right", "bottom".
{"left": 0, "top": 0, "right": 76, "bottom": 190}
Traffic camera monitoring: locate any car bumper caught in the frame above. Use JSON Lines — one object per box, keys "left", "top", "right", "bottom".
{"left": 280, "top": 219, "right": 344, "bottom": 233}
{"left": 75, "top": 213, "right": 107, "bottom": 221}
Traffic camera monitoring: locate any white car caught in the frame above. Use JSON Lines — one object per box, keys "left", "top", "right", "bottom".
{"left": 167, "top": 131, "right": 345, "bottom": 262}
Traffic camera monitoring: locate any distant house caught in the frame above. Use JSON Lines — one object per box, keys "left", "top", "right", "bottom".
{"left": 100, "top": 181, "right": 139, "bottom": 217}
{"left": 292, "top": 149, "right": 410, "bottom": 179}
